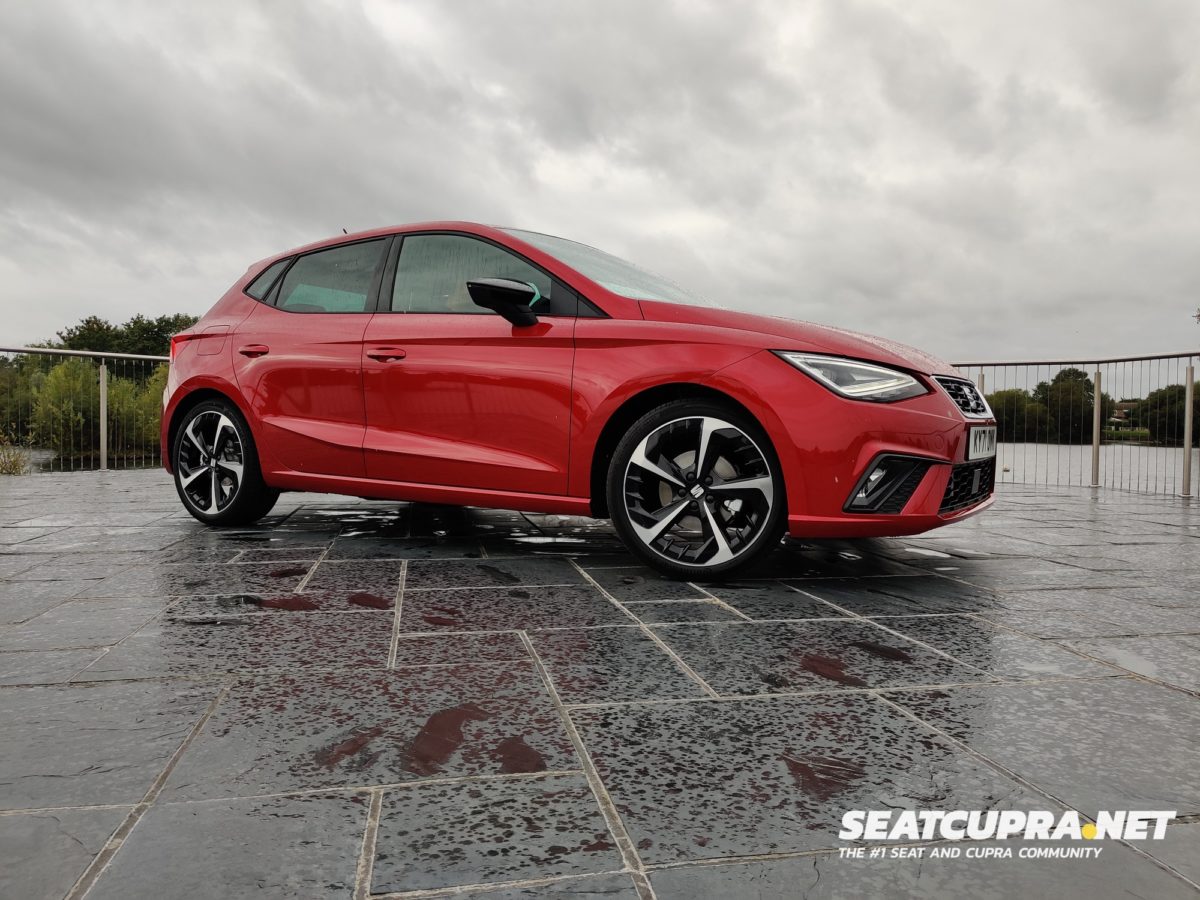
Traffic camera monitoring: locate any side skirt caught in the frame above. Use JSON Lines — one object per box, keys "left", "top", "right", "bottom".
{"left": 267, "top": 470, "right": 595, "bottom": 517}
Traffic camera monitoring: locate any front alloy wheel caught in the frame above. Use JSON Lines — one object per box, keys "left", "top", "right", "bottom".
{"left": 610, "top": 402, "right": 784, "bottom": 578}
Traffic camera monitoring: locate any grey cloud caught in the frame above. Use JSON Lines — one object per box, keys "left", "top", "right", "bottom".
{"left": 0, "top": 0, "right": 1198, "bottom": 363}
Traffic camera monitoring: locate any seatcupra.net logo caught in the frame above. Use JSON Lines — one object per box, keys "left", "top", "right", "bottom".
{"left": 837, "top": 809, "right": 1176, "bottom": 860}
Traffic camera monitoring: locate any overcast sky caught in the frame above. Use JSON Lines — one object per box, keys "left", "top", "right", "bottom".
{"left": 1, "top": 0, "right": 1198, "bottom": 361}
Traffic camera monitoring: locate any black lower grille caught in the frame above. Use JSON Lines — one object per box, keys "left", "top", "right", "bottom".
{"left": 940, "top": 458, "right": 995, "bottom": 513}
{"left": 876, "top": 463, "right": 930, "bottom": 513}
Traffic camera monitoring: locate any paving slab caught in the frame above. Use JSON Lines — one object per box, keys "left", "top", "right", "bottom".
{"left": 2, "top": 472, "right": 1197, "bottom": 898}
{"left": 888, "top": 678, "right": 1200, "bottom": 815}
{"left": 0, "top": 806, "right": 128, "bottom": 900}
{"left": 87, "top": 794, "right": 366, "bottom": 900}
{"left": 0, "top": 679, "right": 217, "bottom": 809}
{"left": 528, "top": 626, "right": 708, "bottom": 704}
{"left": 571, "top": 693, "right": 1039, "bottom": 863}
{"left": 651, "top": 620, "right": 992, "bottom": 696}
{"left": 371, "top": 774, "right": 622, "bottom": 893}
{"left": 648, "top": 841, "right": 1199, "bottom": 899}
{"left": 161, "top": 663, "right": 578, "bottom": 801}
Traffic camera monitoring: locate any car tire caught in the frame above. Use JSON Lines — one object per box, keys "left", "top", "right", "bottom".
{"left": 607, "top": 399, "right": 786, "bottom": 580}
{"left": 172, "top": 399, "right": 279, "bottom": 526}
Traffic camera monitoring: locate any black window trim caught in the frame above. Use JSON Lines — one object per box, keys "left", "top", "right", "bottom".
{"left": 374, "top": 229, "right": 608, "bottom": 319}
{"left": 260, "top": 236, "right": 394, "bottom": 315}
{"left": 242, "top": 256, "right": 293, "bottom": 302}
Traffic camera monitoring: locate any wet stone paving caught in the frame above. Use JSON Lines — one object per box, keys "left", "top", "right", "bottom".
{"left": 1, "top": 471, "right": 1199, "bottom": 899}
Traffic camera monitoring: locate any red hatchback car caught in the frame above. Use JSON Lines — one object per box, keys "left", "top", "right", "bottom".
{"left": 163, "top": 221, "right": 996, "bottom": 578}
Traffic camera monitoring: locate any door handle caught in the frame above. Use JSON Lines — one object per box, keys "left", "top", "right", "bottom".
{"left": 237, "top": 344, "right": 270, "bottom": 358}
{"left": 367, "top": 347, "right": 407, "bottom": 361}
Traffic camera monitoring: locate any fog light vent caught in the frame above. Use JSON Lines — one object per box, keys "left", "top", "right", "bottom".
{"left": 845, "top": 456, "right": 931, "bottom": 514}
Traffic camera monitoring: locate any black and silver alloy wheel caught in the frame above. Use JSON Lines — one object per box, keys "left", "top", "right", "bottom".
{"left": 178, "top": 410, "right": 244, "bottom": 514}
{"left": 610, "top": 401, "right": 785, "bottom": 578}
{"left": 172, "top": 399, "right": 279, "bottom": 526}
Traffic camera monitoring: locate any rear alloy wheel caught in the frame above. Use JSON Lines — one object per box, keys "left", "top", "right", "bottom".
{"left": 608, "top": 401, "right": 785, "bottom": 579}
{"left": 173, "top": 400, "right": 278, "bottom": 526}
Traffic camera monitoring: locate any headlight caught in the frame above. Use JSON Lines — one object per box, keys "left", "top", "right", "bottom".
{"left": 775, "top": 352, "right": 928, "bottom": 402}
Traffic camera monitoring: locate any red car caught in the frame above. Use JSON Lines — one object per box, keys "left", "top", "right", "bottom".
{"left": 163, "top": 222, "right": 996, "bottom": 578}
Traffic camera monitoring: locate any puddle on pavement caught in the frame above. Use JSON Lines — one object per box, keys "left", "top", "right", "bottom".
{"left": 254, "top": 596, "right": 320, "bottom": 611}
{"left": 849, "top": 640, "right": 914, "bottom": 662}
{"left": 799, "top": 653, "right": 867, "bottom": 686}
{"left": 268, "top": 566, "right": 310, "bottom": 578}
{"left": 779, "top": 752, "right": 867, "bottom": 800}
{"left": 493, "top": 734, "right": 547, "bottom": 773}
{"left": 403, "top": 702, "right": 491, "bottom": 775}
{"left": 346, "top": 592, "right": 392, "bottom": 609}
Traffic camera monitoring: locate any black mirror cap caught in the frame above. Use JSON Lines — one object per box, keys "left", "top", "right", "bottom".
{"left": 467, "top": 278, "right": 539, "bottom": 327}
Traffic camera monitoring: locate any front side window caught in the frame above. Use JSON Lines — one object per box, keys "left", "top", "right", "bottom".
{"left": 502, "top": 228, "right": 717, "bottom": 307}
{"left": 275, "top": 240, "right": 385, "bottom": 313}
{"left": 392, "top": 234, "right": 561, "bottom": 314}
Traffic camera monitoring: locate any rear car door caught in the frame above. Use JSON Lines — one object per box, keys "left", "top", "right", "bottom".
{"left": 232, "top": 237, "right": 389, "bottom": 477}
{"left": 361, "top": 232, "right": 576, "bottom": 495}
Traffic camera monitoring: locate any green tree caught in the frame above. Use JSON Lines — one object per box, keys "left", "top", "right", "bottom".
{"left": 57, "top": 316, "right": 121, "bottom": 353}
{"left": 118, "top": 314, "right": 200, "bottom": 356}
{"left": 54, "top": 313, "right": 198, "bottom": 357}
{"left": 1030, "top": 368, "right": 1114, "bottom": 443}
{"left": 32, "top": 358, "right": 100, "bottom": 462}
{"left": 1135, "top": 383, "right": 1200, "bottom": 445}
{"left": 986, "top": 388, "right": 1051, "bottom": 442}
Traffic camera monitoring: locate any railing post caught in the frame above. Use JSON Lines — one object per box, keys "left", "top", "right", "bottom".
{"left": 1182, "top": 363, "right": 1194, "bottom": 498}
{"left": 977, "top": 369, "right": 985, "bottom": 395}
{"left": 1091, "top": 367, "right": 1102, "bottom": 488}
{"left": 98, "top": 361, "right": 108, "bottom": 471}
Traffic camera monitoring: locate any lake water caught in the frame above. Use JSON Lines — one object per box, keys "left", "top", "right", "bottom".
{"left": 995, "top": 442, "right": 1200, "bottom": 496}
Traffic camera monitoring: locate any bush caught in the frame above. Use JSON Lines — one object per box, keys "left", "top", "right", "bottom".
{"left": 1102, "top": 428, "right": 1151, "bottom": 443}
{"left": 0, "top": 434, "right": 28, "bottom": 475}
{"left": 27, "top": 358, "right": 167, "bottom": 467}
{"left": 31, "top": 357, "right": 100, "bottom": 461}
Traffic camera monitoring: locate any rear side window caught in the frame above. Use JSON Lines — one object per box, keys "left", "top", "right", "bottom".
{"left": 276, "top": 240, "right": 386, "bottom": 313}
{"left": 245, "top": 258, "right": 290, "bottom": 300}
{"left": 392, "top": 234, "right": 559, "bottom": 314}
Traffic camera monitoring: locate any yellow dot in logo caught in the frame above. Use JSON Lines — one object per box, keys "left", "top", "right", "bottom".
{"left": 1081, "top": 823, "right": 1098, "bottom": 840}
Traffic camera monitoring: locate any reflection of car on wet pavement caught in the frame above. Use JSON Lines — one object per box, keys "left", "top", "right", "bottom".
{"left": 163, "top": 221, "right": 995, "bottom": 578}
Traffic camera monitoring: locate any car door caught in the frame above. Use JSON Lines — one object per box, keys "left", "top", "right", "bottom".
{"left": 232, "top": 237, "right": 389, "bottom": 477}
{"left": 361, "top": 232, "right": 576, "bottom": 495}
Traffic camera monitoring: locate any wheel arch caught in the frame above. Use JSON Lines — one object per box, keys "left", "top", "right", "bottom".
{"left": 587, "top": 382, "right": 781, "bottom": 518}
{"left": 165, "top": 385, "right": 259, "bottom": 473}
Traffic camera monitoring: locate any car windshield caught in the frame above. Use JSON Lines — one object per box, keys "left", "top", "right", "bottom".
{"left": 501, "top": 228, "right": 718, "bottom": 307}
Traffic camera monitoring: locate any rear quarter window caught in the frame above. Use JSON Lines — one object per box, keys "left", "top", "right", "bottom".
{"left": 245, "top": 258, "right": 290, "bottom": 300}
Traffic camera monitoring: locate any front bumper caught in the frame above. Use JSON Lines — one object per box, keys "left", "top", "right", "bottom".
{"left": 704, "top": 350, "right": 996, "bottom": 540}
{"left": 787, "top": 460, "right": 995, "bottom": 538}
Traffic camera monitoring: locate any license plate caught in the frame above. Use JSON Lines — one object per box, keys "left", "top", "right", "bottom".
{"left": 968, "top": 425, "right": 997, "bottom": 461}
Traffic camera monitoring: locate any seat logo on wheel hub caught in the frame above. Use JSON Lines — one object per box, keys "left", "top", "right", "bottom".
{"left": 689, "top": 484, "right": 705, "bottom": 499}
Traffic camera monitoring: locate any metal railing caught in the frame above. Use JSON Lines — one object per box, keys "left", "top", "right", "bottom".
{"left": 953, "top": 351, "right": 1199, "bottom": 498}
{"left": 2, "top": 342, "right": 1197, "bottom": 499}
{"left": 0, "top": 346, "right": 169, "bottom": 474}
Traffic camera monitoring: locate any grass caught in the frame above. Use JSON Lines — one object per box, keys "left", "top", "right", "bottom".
{"left": 1102, "top": 428, "right": 1152, "bottom": 443}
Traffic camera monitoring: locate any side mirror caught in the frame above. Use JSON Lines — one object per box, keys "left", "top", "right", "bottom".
{"left": 467, "top": 278, "right": 540, "bottom": 327}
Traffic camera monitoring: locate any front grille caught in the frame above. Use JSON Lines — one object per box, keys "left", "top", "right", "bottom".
{"left": 940, "top": 458, "right": 995, "bottom": 513}
{"left": 934, "top": 377, "right": 990, "bottom": 418}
